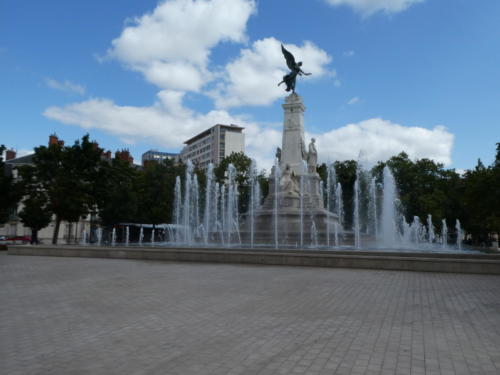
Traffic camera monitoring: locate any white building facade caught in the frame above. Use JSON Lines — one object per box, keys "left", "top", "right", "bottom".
{"left": 180, "top": 124, "right": 245, "bottom": 169}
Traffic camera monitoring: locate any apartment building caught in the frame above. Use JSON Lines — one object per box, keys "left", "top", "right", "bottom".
{"left": 179, "top": 124, "right": 244, "bottom": 170}
{"left": 141, "top": 150, "right": 178, "bottom": 167}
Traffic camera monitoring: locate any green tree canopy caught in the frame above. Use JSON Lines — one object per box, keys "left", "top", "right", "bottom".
{"left": 0, "top": 145, "right": 20, "bottom": 223}
{"left": 94, "top": 157, "right": 139, "bottom": 227}
{"left": 31, "top": 134, "right": 103, "bottom": 243}
{"left": 16, "top": 165, "right": 52, "bottom": 243}
{"left": 137, "top": 158, "right": 185, "bottom": 226}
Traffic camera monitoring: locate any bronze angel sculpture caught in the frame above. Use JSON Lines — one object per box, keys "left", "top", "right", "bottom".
{"left": 278, "top": 44, "right": 311, "bottom": 92}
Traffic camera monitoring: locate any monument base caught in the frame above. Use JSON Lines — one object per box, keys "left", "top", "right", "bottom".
{"left": 241, "top": 193, "right": 340, "bottom": 246}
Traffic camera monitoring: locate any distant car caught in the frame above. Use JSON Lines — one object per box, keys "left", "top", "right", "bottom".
{"left": 0, "top": 235, "right": 7, "bottom": 241}
{"left": 7, "top": 235, "right": 31, "bottom": 243}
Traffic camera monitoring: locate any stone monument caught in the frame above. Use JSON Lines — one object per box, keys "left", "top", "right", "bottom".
{"left": 241, "top": 92, "right": 338, "bottom": 246}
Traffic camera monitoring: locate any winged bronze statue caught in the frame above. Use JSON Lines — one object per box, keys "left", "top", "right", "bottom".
{"left": 278, "top": 44, "right": 311, "bottom": 93}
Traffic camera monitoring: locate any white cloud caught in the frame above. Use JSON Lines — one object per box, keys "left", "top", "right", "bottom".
{"left": 310, "top": 118, "right": 453, "bottom": 166}
{"left": 43, "top": 91, "right": 280, "bottom": 171}
{"left": 45, "top": 78, "right": 85, "bottom": 95}
{"left": 343, "top": 50, "right": 355, "bottom": 57}
{"left": 347, "top": 96, "right": 360, "bottom": 105}
{"left": 44, "top": 94, "right": 454, "bottom": 171}
{"left": 212, "top": 37, "right": 333, "bottom": 108}
{"left": 324, "top": 0, "right": 424, "bottom": 16}
{"left": 106, "top": 0, "right": 255, "bottom": 92}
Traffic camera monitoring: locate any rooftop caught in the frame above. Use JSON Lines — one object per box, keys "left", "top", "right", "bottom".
{"left": 184, "top": 124, "right": 244, "bottom": 145}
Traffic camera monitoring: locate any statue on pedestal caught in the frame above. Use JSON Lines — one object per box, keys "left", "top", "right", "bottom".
{"left": 307, "top": 138, "right": 317, "bottom": 173}
{"left": 278, "top": 44, "right": 311, "bottom": 93}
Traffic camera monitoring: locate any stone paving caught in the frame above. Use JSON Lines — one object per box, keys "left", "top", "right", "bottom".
{"left": 1, "top": 252, "right": 500, "bottom": 375}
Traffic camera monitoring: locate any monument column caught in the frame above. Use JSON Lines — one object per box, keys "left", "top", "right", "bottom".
{"left": 281, "top": 93, "right": 306, "bottom": 176}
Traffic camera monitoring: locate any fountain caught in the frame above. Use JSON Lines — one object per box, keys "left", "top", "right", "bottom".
{"left": 162, "top": 92, "right": 469, "bottom": 253}
{"left": 86, "top": 92, "right": 469, "bottom": 254}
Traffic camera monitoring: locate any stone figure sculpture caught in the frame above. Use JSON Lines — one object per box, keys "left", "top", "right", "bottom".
{"left": 280, "top": 164, "right": 300, "bottom": 197}
{"left": 300, "top": 139, "right": 307, "bottom": 161}
{"left": 278, "top": 44, "right": 311, "bottom": 92}
{"left": 275, "top": 147, "right": 282, "bottom": 162}
{"left": 307, "top": 138, "right": 317, "bottom": 173}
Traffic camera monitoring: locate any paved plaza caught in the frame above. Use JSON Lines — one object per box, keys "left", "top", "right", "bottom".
{"left": 1, "top": 252, "right": 500, "bottom": 375}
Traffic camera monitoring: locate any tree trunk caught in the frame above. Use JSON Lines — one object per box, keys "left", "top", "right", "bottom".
{"left": 31, "top": 228, "right": 38, "bottom": 245}
{"left": 52, "top": 217, "right": 61, "bottom": 245}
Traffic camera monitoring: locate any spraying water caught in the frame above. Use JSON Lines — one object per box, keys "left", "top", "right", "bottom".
{"left": 326, "top": 164, "right": 336, "bottom": 247}
{"left": 273, "top": 159, "right": 281, "bottom": 249}
{"left": 380, "top": 166, "right": 397, "bottom": 248}
{"left": 353, "top": 179, "right": 361, "bottom": 249}
{"left": 335, "top": 183, "right": 343, "bottom": 232}
{"left": 111, "top": 228, "right": 116, "bottom": 246}
{"left": 441, "top": 219, "right": 448, "bottom": 249}
{"left": 182, "top": 161, "right": 194, "bottom": 244}
{"left": 173, "top": 177, "right": 182, "bottom": 243}
{"left": 225, "top": 164, "right": 240, "bottom": 247}
{"left": 299, "top": 160, "right": 307, "bottom": 248}
{"left": 310, "top": 220, "right": 318, "bottom": 248}
{"left": 456, "top": 219, "right": 462, "bottom": 250}
{"left": 249, "top": 160, "right": 260, "bottom": 248}
{"left": 369, "top": 177, "right": 378, "bottom": 238}
{"left": 203, "top": 164, "right": 214, "bottom": 245}
{"left": 80, "top": 230, "right": 87, "bottom": 245}
{"left": 427, "top": 214, "right": 435, "bottom": 245}
{"left": 97, "top": 227, "right": 102, "bottom": 246}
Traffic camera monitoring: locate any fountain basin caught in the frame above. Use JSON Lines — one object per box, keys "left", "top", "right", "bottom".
{"left": 8, "top": 245, "right": 500, "bottom": 275}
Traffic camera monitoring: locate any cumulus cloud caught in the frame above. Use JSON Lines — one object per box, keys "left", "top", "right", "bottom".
{"left": 43, "top": 91, "right": 280, "bottom": 170}
{"left": 45, "top": 91, "right": 227, "bottom": 148}
{"left": 45, "top": 78, "right": 85, "bottom": 95}
{"left": 44, "top": 94, "right": 454, "bottom": 171}
{"left": 212, "top": 37, "right": 333, "bottom": 108}
{"left": 310, "top": 118, "right": 453, "bottom": 166}
{"left": 324, "top": 0, "right": 425, "bottom": 16}
{"left": 105, "top": 0, "right": 255, "bottom": 92}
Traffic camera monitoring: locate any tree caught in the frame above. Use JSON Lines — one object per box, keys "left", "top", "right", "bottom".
{"left": 16, "top": 165, "right": 52, "bottom": 244}
{"left": 0, "top": 145, "right": 20, "bottom": 223}
{"left": 333, "top": 160, "right": 358, "bottom": 228}
{"left": 462, "top": 151, "right": 500, "bottom": 244}
{"left": 32, "top": 135, "right": 102, "bottom": 244}
{"left": 137, "top": 159, "right": 185, "bottom": 226}
{"left": 94, "top": 157, "right": 139, "bottom": 228}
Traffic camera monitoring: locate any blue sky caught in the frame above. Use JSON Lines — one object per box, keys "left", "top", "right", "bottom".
{"left": 1, "top": 0, "right": 499, "bottom": 171}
